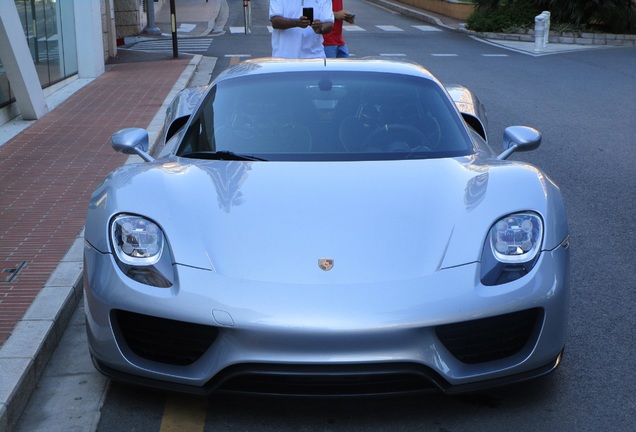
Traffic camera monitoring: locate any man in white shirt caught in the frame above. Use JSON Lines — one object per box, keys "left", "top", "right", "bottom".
{"left": 270, "top": 0, "right": 334, "bottom": 58}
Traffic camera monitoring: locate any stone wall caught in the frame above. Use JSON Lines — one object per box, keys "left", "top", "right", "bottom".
{"left": 114, "top": 0, "right": 146, "bottom": 38}
{"left": 102, "top": 0, "right": 115, "bottom": 60}
{"left": 398, "top": 0, "right": 476, "bottom": 20}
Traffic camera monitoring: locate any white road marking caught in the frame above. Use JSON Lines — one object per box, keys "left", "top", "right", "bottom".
{"left": 177, "top": 23, "right": 196, "bottom": 33}
{"left": 412, "top": 25, "right": 442, "bottom": 32}
{"left": 129, "top": 38, "right": 214, "bottom": 53}
{"left": 376, "top": 25, "right": 404, "bottom": 32}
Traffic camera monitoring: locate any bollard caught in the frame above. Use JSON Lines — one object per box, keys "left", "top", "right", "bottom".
{"left": 542, "top": 11, "right": 551, "bottom": 48}
{"left": 534, "top": 13, "right": 546, "bottom": 52}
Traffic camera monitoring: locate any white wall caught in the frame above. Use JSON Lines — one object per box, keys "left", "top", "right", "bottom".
{"left": 0, "top": 1, "right": 48, "bottom": 120}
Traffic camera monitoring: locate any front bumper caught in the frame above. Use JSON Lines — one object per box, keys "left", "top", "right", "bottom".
{"left": 91, "top": 349, "right": 564, "bottom": 396}
{"left": 83, "top": 240, "right": 570, "bottom": 395}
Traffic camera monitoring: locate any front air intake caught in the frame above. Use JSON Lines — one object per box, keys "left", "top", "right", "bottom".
{"left": 435, "top": 308, "right": 542, "bottom": 364}
{"left": 113, "top": 310, "right": 219, "bottom": 366}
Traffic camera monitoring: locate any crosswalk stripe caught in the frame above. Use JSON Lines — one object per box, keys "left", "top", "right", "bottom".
{"left": 129, "top": 38, "right": 214, "bottom": 53}
{"left": 376, "top": 25, "right": 404, "bottom": 32}
{"left": 413, "top": 25, "right": 442, "bottom": 32}
{"left": 177, "top": 23, "right": 197, "bottom": 33}
{"left": 136, "top": 42, "right": 211, "bottom": 47}
{"left": 230, "top": 24, "right": 448, "bottom": 34}
{"left": 218, "top": 25, "right": 527, "bottom": 59}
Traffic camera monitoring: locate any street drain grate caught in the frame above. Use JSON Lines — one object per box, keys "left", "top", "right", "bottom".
{"left": 2, "top": 261, "right": 27, "bottom": 283}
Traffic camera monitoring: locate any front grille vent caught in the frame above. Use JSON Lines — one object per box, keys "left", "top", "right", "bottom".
{"left": 114, "top": 310, "right": 219, "bottom": 366}
{"left": 435, "top": 308, "right": 542, "bottom": 364}
{"left": 215, "top": 363, "right": 440, "bottom": 396}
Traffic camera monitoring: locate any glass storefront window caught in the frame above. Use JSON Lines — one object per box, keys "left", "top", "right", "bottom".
{"left": 0, "top": 59, "right": 12, "bottom": 108}
{"left": 13, "top": 0, "right": 78, "bottom": 89}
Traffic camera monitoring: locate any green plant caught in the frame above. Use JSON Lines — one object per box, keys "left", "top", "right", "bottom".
{"left": 467, "top": 0, "right": 542, "bottom": 33}
{"left": 469, "top": 0, "right": 635, "bottom": 33}
{"left": 536, "top": 0, "right": 631, "bottom": 30}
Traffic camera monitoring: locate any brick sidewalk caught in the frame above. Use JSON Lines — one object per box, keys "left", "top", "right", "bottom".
{"left": 0, "top": 51, "right": 192, "bottom": 347}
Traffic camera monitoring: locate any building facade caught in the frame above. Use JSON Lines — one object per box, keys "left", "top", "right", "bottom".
{"left": 0, "top": 0, "right": 160, "bottom": 128}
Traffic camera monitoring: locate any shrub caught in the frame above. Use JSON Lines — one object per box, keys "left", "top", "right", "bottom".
{"left": 468, "top": 0, "right": 635, "bottom": 33}
{"left": 536, "top": 0, "right": 634, "bottom": 33}
{"left": 466, "top": 0, "right": 542, "bottom": 33}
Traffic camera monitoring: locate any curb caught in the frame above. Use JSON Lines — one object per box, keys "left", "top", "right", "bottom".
{"left": 0, "top": 54, "right": 202, "bottom": 432}
{"left": 368, "top": 0, "right": 636, "bottom": 47}
{"left": 368, "top": 0, "right": 452, "bottom": 29}
{"left": 461, "top": 28, "right": 636, "bottom": 47}
{"left": 0, "top": 238, "right": 84, "bottom": 432}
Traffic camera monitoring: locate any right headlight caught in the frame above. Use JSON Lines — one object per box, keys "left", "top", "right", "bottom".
{"left": 110, "top": 214, "right": 174, "bottom": 288}
{"left": 480, "top": 212, "right": 543, "bottom": 286}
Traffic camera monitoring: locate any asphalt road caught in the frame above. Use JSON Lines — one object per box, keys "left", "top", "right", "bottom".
{"left": 16, "top": 0, "right": 636, "bottom": 431}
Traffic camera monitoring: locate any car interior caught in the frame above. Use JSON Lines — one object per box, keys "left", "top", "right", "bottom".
{"left": 178, "top": 72, "right": 472, "bottom": 160}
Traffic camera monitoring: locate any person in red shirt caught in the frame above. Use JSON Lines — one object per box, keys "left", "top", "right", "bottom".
{"left": 323, "top": 0, "right": 355, "bottom": 58}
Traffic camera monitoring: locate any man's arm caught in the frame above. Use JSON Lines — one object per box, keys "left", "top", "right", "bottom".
{"left": 334, "top": 10, "right": 355, "bottom": 23}
{"left": 271, "top": 15, "right": 311, "bottom": 30}
{"left": 311, "top": 19, "right": 333, "bottom": 34}
{"left": 271, "top": 15, "right": 332, "bottom": 35}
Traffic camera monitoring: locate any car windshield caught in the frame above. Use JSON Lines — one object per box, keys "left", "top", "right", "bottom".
{"left": 177, "top": 71, "right": 474, "bottom": 161}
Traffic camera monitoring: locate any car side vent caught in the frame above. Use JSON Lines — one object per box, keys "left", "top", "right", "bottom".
{"left": 114, "top": 310, "right": 219, "bottom": 366}
{"left": 435, "top": 308, "right": 542, "bottom": 364}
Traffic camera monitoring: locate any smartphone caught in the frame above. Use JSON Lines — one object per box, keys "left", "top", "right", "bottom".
{"left": 302, "top": 7, "right": 314, "bottom": 23}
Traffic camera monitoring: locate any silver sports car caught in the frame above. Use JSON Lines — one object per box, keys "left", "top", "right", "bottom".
{"left": 83, "top": 58, "right": 570, "bottom": 396}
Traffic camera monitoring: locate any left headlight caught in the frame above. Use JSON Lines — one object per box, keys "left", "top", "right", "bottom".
{"left": 481, "top": 212, "right": 543, "bottom": 286}
{"left": 110, "top": 214, "right": 173, "bottom": 287}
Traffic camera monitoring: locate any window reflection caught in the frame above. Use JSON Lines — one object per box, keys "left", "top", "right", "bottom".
{"left": 0, "top": 59, "right": 12, "bottom": 108}
{"left": 1, "top": 0, "right": 78, "bottom": 108}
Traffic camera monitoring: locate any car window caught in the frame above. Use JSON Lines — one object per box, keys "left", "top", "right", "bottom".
{"left": 178, "top": 72, "right": 474, "bottom": 161}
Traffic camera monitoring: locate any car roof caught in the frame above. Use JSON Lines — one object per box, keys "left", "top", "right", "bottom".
{"left": 213, "top": 57, "right": 440, "bottom": 84}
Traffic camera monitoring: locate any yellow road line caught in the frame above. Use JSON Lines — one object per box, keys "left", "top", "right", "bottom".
{"left": 160, "top": 394, "right": 207, "bottom": 432}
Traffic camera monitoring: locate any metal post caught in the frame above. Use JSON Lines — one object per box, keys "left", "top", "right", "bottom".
{"left": 170, "top": 0, "right": 178, "bottom": 57}
{"left": 243, "top": 0, "right": 251, "bottom": 34}
{"left": 31, "top": 1, "right": 39, "bottom": 63}
{"left": 144, "top": 0, "right": 161, "bottom": 35}
{"left": 248, "top": 0, "right": 252, "bottom": 33}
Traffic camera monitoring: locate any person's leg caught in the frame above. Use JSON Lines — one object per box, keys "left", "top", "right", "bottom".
{"left": 324, "top": 45, "right": 338, "bottom": 58}
{"left": 336, "top": 44, "right": 350, "bottom": 58}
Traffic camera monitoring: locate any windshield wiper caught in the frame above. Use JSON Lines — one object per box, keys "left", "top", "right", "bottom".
{"left": 181, "top": 151, "right": 267, "bottom": 161}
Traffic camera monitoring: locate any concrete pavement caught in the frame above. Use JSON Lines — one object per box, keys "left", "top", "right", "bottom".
{"left": 0, "top": 34, "right": 215, "bottom": 432}
{"left": 0, "top": 0, "right": 231, "bottom": 428}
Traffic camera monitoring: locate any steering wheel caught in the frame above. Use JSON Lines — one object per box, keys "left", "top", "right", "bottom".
{"left": 364, "top": 124, "right": 430, "bottom": 152}
{"left": 419, "top": 115, "right": 442, "bottom": 149}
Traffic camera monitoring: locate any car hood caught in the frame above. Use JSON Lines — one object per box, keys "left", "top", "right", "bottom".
{"left": 87, "top": 157, "right": 561, "bottom": 284}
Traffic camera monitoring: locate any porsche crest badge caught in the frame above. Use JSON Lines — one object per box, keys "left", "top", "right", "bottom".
{"left": 318, "top": 258, "right": 334, "bottom": 271}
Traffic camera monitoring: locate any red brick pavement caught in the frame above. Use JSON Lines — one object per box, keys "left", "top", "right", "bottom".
{"left": 0, "top": 52, "right": 192, "bottom": 347}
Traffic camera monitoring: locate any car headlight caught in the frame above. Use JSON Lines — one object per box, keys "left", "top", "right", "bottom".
{"left": 110, "top": 214, "right": 173, "bottom": 287}
{"left": 491, "top": 213, "right": 542, "bottom": 263}
{"left": 481, "top": 212, "right": 543, "bottom": 286}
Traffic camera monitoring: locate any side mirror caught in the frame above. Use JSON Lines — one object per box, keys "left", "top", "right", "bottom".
{"left": 111, "top": 128, "right": 154, "bottom": 162}
{"left": 497, "top": 126, "right": 542, "bottom": 160}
